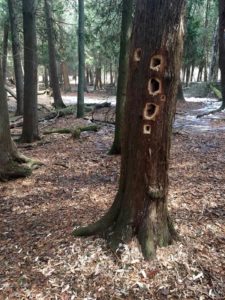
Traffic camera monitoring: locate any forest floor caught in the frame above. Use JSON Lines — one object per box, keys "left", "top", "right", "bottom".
{"left": 0, "top": 93, "right": 225, "bottom": 299}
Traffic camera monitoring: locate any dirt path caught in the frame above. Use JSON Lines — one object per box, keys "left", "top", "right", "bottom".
{"left": 0, "top": 100, "right": 224, "bottom": 299}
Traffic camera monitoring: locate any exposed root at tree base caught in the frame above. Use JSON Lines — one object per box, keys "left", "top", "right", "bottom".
{"left": 73, "top": 196, "right": 176, "bottom": 260}
{"left": 0, "top": 154, "right": 44, "bottom": 182}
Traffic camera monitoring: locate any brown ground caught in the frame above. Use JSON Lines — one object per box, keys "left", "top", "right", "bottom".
{"left": 0, "top": 99, "right": 225, "bottom": 299}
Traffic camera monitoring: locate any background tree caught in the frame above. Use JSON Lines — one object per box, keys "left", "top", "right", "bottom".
{"left": 77, "top": 0, "right": 85, "bottom": 118}
{"left": 0, "top": 63, "right": 31, "bottom": 180}
{"left": 109, "top": 0, "right": 134, "bottom": 155}
{"left": 219, "top": 0, "right": 225, "bottom": 109}
{"left": 44, "top": 0, "right": 65, "bottom": 109}
{"left": 74, "top": 0, "right": 185, "bottom": 259}
{"left": 21, "top": 0, "right": 39, "bottom": 143}
{"left": 7, "top": 0, "right": 24, "bottom": 115}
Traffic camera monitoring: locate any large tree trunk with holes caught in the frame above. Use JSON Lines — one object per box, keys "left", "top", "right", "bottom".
{"left": 8, "top": 0, "right": 24, "bottom": 115}
{"left": 74, "top": 0, "right": 185, "bottom": 259}
{"left": 109, "top": 0, "right": 133, "bottom": 155}
{"left": 44, "top": 0, "right": 65, "bottom": 109}
{"left": 219, "top": 0, "right": 225, "bottom": 108}
{"left": 21, "top": 0, "right": 39, "bottom": 143}
{"left": 77, "top": 0, "right": 85, "bottom": 117}
{"left": 0, "top": 64, "right": 31, "bottom": 181}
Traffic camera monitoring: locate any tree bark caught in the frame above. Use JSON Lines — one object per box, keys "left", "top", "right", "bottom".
{"left": 209, "top": 19, "right": 219, "bottom": 82}
{"left": 219, "top": 0, "right": 225, "bottom": 108}
{"left": 109, "top": 0, "right": 133, "bottom": 155}
{"left": 74, "top": 0, "right": 185, "bottom": 259}
{"left": 177, "top": 81, "right": 185, "bottom": 101}
{"left": 21, "top": 0, "right": 39, "bottom": 143}
{"left": 94, "top": 67, "right": 102, "bottom": 90}
{"left": 44, "top": 0, "right": 65, "bottom": 109}
{"left": 0, "top": 64, "right": 31, "bottom": 181}
{"left": 61, "top": 61, "right": 71, "bottom": 92}
{"left": 2, "top": 19, "right": 9, "bottom": 83}
{"left": 77, "top": 0, "right": 85, "bottom": 118}
{"left": 8, "top": 0, "right": 24, "bottom": 115}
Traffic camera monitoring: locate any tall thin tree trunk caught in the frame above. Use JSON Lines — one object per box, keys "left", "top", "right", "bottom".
{"left": 109, "top": 0, "right": 133, "bottom": 155}
{"left": 2, "top": 19, "right": 9, "bottom": 83}
{"left": 0, "top": 63, "right": 31, "bottom": 180}
{"left": 77, "top": 0, "right": 85, "bottom": 118}
{"left": 8, "top": 0, "right": 24, "bottom": 115}
{"left": 203, "top": 0, "right": 210, "bottom": 83}
{"left": 219, "top": 0, "right": 225, "bottom": 108}
{"left": 209, "top": 19, "right": 219, "bottom": 82}
{"left": 44, "top": 0, "right": 65, "bottom": 108}
{"left": 21, "top": 0, "right": 39, "bottom": 143}
{"left": 61, "top": 61, "right": 71, "bottom": 92}
{"left": 74, "top": 0, "right": 185, "bottom": 259}
{"left": 44, "top": 65, "right": 49, "bottom": 89}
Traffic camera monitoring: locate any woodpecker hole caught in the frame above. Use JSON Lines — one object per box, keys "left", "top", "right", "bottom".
{"left": 148, "top": 78, "right": 162, "bottom": 96}
{"left": 150, "top": 55, "right": 163, "bottom": 72}
{"left": 143, "top": 124, "right": 151, "bottom": 135}
{"left": 134, "top": 48, "right": 142, "bottom": 62}
{"left": 143, "top": 103, "right": 160, "bottom": 121}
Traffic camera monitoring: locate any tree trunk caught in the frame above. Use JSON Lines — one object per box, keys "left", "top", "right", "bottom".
{"left": 94, "top": 67, "right": 102, "bottom": 90}
{"left": 74, "top": 0, "right": 185, "bottom": 259}
{"left": 177, "top": 81, "right": 185, "bottom": 101}
{"left": 203, "top": 0, "right": 210, "bottom": 83}
{"left": 219, "top": 0, "right": 225, "bottom": 108}
{"left": 109, "top": 0, "right": 133, "bottom": 155}
{"left": 89, "top": 69, "right": 94, "bottom": 85}
{"left": 44, "top": 65, "right": 49, "bottom": 89}
{"left": 209, "top": 19, "right": 219, "bottom": 82}
{"left": 77, "top": 0, "right": 85, "bottom": 118}
{"left": 185, "top": 66, "right": 190, "bottom": 86}
{"left": 21, "top": 0, "right": 39, "bottom": 143}
{"left": 8, "top": 0, "right": 24, "bottom": 115}
{"left": 0, "top": 64, "right": 31, "bottom": 181}
{"left": 61, "top": 61, "right": 71, "bottom": 92}
{"left": 44, "top": 0, "right": 65, "bottom": 109}
{"left": 110, "top": 63, "right": 114, "bottom": 85}
{"left": 2, "top": 19, "right": 9, "bottom": 83}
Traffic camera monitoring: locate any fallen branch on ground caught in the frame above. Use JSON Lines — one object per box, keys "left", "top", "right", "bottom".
{"left": 197, "top": 103, "right": 225, "bottom": 118}
{"left": 43, "top": 125, "right": 99, "bottom": 139}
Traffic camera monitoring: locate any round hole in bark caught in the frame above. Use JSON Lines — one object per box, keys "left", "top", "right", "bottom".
{"left": 148, "top": 78, "right": 161, "bottom": 96}
{"left": 134, "top": 48, "right": 142, "bottom": 62}
{"left": 143, "top": 124, "right": 151, "bottom": 134}
{"left": 150, "top": 55, "right": 163, "bottom": 71}
{"left": 143, "top": 103, "right": 160, "bottom": 121}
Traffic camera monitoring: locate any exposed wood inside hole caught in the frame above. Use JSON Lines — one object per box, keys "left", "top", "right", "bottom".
{"left": 143, "top": 103, "right": 160, "bottom": 121}
{"left": 161, "top": 95, "right": 166, "bottom": 101}
{"left": 148, "top": 78, "right": 162, "bottom": 96}
{"left": 143, "top": 124, "right": 151, "bottom": 135}
{"left": 150, "top": 55, "right": 163, "bottom": 72}
{"left": 134, "top": 48, "right": 142, "bottom": 62}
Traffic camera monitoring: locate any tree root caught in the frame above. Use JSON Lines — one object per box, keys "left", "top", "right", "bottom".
{"left": 0, "top": 153, "right": 44, "bottom": 182}
{"left": 73, "top": 193, "right": 121, "bottom": 237}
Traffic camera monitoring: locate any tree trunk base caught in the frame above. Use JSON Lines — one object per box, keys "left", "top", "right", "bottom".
{"left": 73, "top": 194, "right": 177, "bottom": 259}
{"left": 0, "top": 153, "right": 44, "bottom": 182}
{"left": 108, "top": 142, "right": 121, "bottom": 155}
